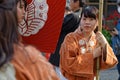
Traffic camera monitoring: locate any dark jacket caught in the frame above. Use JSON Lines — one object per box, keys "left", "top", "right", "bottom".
{"left": 49, "top": 13, "right": 80, "bottom": 66}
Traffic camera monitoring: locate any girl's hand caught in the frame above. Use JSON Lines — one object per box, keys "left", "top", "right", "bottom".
{"left": 96, "top": 31, "right": 107, "bottom": 47}
{"left": 93, "top": 46, "right": 102, "bottom": 58}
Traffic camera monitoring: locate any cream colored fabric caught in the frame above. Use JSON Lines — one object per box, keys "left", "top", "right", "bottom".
{"left": 0, "top": 62, "right": 16, "bottom": 80}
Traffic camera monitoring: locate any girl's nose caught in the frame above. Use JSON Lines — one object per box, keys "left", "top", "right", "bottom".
{"left": 85, "top": 19, "right": 90, "bottom": 23}
{"left": 85, "top": 20, "right": 90, "bottom": 24}
{"left": 22, "top": 8, "right": 26, "bottom": 15}
{"left": 23, "top": 10, "right": 25, "bottom": 15}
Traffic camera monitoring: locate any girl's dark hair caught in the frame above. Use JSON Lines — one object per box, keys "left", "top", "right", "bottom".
{"left": 0, "top": 0, "right": 27, "bottom": 67}
{"left": 81, "top": 6, "right": 99, "bottom": 19}
{"left": 80, "top": 6, "right": 99, "bottom": 32}
{"left": 16, "top": 0, "right": 27, "bottom": 9}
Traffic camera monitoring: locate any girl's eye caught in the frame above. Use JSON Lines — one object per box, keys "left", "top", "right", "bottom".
{"left": 19, "top": 2, "right": 25, "bottom": 8}
{"left": 83, "top": 18, "right": 86, "bottom": 20}
{"left": 20, "top": 6, "right": 23, "bottom": 8}
{"left": 90, "top": 18, "right": 94, "bottom": 21}
{"left": 20, "top": 5, "right": 24, "bottom": 8}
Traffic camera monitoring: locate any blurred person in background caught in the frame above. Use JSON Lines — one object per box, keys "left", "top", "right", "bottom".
{"left": 111, "top": 0, "right": 120, "bottom": 80}
{"left": 69, "top": 0, "right": 85, "bottom": 17}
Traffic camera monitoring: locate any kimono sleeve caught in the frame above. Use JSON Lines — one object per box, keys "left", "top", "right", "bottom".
{"left": 100, "top": 43, "right": 118, "bottom": 70}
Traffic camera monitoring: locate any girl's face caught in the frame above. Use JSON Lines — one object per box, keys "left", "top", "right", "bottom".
{"left": 80, "top": 14, "right": 98, "bottom": 33}
{"left": 17, "top": 0, "right": 26, "bottom": 23}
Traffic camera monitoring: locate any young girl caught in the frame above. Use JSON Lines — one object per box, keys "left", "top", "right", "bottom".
{"left": 60, "top": 6, "right": 118, "bottom": 80}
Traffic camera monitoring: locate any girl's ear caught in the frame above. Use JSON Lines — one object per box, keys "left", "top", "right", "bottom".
{"left": 94, "top": 20, "right": 99, "bottom": 33}
{"left": 95, "top": 20, "right": 99, "bottom": 28}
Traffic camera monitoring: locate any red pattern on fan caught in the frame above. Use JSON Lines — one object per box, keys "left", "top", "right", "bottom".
{"left": 19, "top": 0, "right": 48, "bottom": 36}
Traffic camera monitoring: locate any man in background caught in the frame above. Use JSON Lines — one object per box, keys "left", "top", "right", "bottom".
{"left": 69, "top": 0, "right": 85, "bottom": 17}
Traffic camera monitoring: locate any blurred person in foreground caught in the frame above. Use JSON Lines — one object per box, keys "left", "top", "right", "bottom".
{"left": 0, "top": 0, "right": 59, "bottom": 80}
{"left": 60, "top": 6, "right": 118, "bottom": 80}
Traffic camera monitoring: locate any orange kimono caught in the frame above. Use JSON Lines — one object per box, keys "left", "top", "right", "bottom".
{"left": 11, "top": 44, "right": 59, "bottom": 80}
{"left": 60, "top": 31, "right": 118, "bottom": 80}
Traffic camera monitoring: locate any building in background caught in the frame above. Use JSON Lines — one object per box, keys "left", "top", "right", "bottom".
{"left": 66, "top": 0, "right": 117, "bottom": 19}
{"left": 66, "top": 0, "right": 118, "bottom": 29}
{"left": 85, "top": 0, "right": 116, "bottom": 17}
{"left": 85, "top": 0, "right": 118, "bottom": 29}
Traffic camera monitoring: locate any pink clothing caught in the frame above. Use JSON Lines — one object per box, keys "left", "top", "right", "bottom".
{"left": 11, "top": 44, "right": 59, "bottom": 80}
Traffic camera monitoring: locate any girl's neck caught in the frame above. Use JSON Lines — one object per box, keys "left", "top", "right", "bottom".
{"left": 76, "top": 27, "right": 93, "bottom": 40}
{"left": 84, "top": 32, "right": 92, "bottom": 41}
{"left": 82, "top": 30, "right": 94, "bottom": 42}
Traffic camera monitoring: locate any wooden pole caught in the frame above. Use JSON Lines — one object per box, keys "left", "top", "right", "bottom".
{"left": 98, "top": 0, "right": 103, "bottom": 31}
{"left": 96, "top": 0, "right": 104, "bottom": 80}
